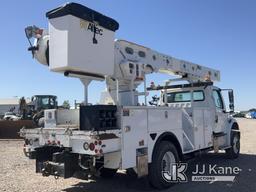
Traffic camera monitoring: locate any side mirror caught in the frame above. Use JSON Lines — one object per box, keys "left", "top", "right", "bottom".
{"left": 228, "top": 90, "right": 234, "bottom": 112}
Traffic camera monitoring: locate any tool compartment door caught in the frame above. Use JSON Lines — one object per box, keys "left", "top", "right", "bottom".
{"left": 193, "top": 108, "right": 214, "bottom": 149}
{"left": 121, "top": 108, "right": 148, "bottom": 169}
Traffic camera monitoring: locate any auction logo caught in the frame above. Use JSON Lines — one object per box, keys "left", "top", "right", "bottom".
{"left": 162, "top": 163, "right": 241, "bottom": 183}
{"left": 162, "top": 163, "right": 188, "bottom": 182}
{"left": 191, "top": 164, "right": 240, "bottom": 182}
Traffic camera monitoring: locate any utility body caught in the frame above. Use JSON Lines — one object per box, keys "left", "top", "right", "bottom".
{"left": 21, "top": 3, "right": 240, "bottom": 189}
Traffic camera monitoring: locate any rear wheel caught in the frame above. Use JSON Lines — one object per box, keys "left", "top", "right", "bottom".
{"left": 148, "top": 141, "right": 180, "bottom": 189}
{"left": 225, "top": 130, "right": 240, "bottom": 159}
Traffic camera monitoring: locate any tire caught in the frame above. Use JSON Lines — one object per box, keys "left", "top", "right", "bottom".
{"left": 99, "top": 168, "right": 117, "bottom": 178}
{"left": 148, "top": 141, "right": 180, "bottom": 189}
{"left": 225, "top": 130, "right": 240, "bottom": 159}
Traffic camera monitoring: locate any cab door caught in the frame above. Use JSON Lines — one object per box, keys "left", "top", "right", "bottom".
{"left": 212, "top": 89, "right": 228, "bottom": 133}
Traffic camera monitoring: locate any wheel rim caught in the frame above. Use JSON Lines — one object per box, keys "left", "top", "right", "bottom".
{"left": 233, "top": 135, "right": 240, "bottom": 154}
{"left": 161, "top": 151, "right": 176, "bottom": 174}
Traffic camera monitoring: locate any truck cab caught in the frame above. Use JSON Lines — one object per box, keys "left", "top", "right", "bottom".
{"left": 160, "top": 83, "right": 235, "bottom": 135}
{"left": 30, "top": 95, "right": 58, "bottom": 111}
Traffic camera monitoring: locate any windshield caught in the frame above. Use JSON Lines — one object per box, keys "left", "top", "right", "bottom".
{"left": 37, "top": 96, "right": 56, "bottom": 109}
{"left": 5, "top": 112, "right": 15, "bottom": 115}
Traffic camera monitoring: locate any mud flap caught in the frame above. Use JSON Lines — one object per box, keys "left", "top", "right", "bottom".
{"left": 136, "top": 148, "right": 148, "bottom": 177}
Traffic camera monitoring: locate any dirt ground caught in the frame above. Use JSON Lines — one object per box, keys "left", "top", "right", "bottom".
{"left": 0, "top": 118, "right": 255, "bottom": 192}
{"left": 0, "top": 120, "right": 36, "bottom": 139}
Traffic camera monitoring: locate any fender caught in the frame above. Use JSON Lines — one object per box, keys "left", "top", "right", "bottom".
{"left": 149, "top": 131, "right": 183, "bottom": 163}
{"left": 226, "top": 118, "right": 240, "bottom": 145}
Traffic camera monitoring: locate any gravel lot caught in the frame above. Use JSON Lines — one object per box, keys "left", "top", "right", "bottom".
{"left": 0, "top": 118, "right": 256, "bottom": 192}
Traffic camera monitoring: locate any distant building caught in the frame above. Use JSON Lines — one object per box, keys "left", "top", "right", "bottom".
{"left": 0, "top": 98, "right": 30, "bottom": 118}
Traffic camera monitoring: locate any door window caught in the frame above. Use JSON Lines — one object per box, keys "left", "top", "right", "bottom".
{"left": 166, "top": 90, "right": 204, "bottom": 103}
{"left": 213, "top": 90, "right": 224, "bottom": 109}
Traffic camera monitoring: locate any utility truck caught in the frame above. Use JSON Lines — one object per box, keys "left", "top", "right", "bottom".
{"left": 21, "top": 3, "right": 240, "bottom": 189}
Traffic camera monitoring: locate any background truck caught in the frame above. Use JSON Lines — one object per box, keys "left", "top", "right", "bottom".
{"left": 19, "top": 95, "right": 57, "bottom": 126}
{"left": 0, "top": 95, "right": 57, "bottom": 140}
{"left": 21, "top": 3, "right": 240, "bottom": 189}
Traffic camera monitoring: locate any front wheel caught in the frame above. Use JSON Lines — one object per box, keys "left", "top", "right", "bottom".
{"left": 225, "top": 130, "right": 240, "bottom": 159}
{"left": 148, "top": 141, "right": 180, "bottom": 189}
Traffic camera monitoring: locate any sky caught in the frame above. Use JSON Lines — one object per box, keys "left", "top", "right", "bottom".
{"left": 0, "top": 0, "right": 255, "bottom": 110}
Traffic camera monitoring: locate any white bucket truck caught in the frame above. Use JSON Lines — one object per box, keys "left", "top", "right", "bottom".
{"left": 21, "top": 3, "right": 240, "bottom": 189}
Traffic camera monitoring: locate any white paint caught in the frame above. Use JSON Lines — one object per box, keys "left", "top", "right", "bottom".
{"left": 48, "top": 15, "right": 115, "bottom": 77}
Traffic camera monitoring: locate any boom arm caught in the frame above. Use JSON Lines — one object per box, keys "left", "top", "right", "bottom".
{"left": 114, "top": 40, "right": 220, "bottom": 83}
{"left": 24, "top": 30, "right": 220, "bottom": 106}
{"left": 25, "top": 3, "right": 220, "bottom": 106}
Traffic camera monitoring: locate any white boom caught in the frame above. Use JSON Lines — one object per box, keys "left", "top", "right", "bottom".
{"left": 25, "top": 3, "right": 220, "bottom": 106}
{"left": 114, "top": 40, "right": 220, "bottom": 83}
{"left": 103, "top": 40, "right": 220, "bottom": 105}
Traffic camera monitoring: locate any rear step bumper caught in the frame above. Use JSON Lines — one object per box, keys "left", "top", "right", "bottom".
{"left": 36, "top": 147, "right": 80, "bottom": 179}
